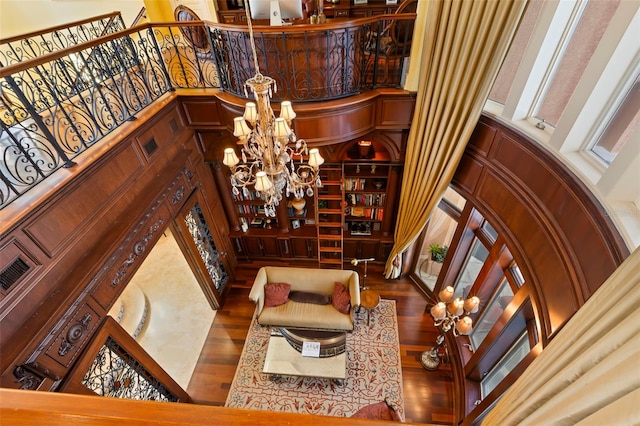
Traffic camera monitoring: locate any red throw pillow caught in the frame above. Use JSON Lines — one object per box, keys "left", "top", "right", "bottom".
{"left": 264, "top": 283, "right": 291, "bottom": 307}
{"left": 332, "top": 282, "right": 351, "bottom": 314}
{"left": 350, "top": 401, "right": 403, "bottom": 421}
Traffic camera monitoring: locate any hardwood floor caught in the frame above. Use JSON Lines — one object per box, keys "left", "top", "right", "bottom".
{"left": 187, "top": 261, "right": 454, "bottom": 425}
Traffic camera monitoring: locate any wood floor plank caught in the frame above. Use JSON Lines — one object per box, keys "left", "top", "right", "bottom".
{"left": 187, "top": 262, "right": 454, "bottom": 424}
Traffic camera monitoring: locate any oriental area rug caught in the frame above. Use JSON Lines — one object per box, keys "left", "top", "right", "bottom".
{"left": 225, "top": 299, "right": 404, "bottom": 419}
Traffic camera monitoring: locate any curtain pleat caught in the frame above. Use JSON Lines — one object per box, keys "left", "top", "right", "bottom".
{"left": 483, "top": 247, "right": 640, "bottom": 425}
{"left": 384, "top": 0, "right": 527, "bottom": 278}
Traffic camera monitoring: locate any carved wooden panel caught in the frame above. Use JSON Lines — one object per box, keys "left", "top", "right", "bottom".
{"left": 91, "top": 199, "right": 172, "bottom": 311}
{"left": 44, "top": 300, "right": 102, "bottom": 370}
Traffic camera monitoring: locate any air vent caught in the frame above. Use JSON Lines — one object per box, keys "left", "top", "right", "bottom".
{"left": 143, "top": 138, "right": 158, "bottom": 156}
{"left": 1, "top": 257, "right": 30, "bottom": 291}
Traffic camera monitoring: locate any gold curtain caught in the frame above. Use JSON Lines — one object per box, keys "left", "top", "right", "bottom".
{"left": 483, "top": 247, "right": 640, "bottom": 425}
{"left": 384, "top": 0, "right": 527, "bottom": 277}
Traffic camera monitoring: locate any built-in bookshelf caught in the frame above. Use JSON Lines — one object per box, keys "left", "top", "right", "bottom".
{"left": 343, "top": 164, "right": 389, "bottom": 236}
{"left": 232, "top": 189, "right": 278, "bottom": 230}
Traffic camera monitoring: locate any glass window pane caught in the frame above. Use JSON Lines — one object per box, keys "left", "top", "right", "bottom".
{"left": 481, "top": 332, "right": 531, "bottom": 397}
{"left": 481, "top": 220, "right": 498, "bottom": 242}
{"left": 415, "top": 205, "right": 458, "bottom": 290}
{"left": 534, "top": 0, "right": 620, "bottom": 126}
{"left": 443, "top": 187, "right": 466, "bottom": 211}
{"left": 488, "top": 0, "right": 544, "bottom": 104}
{"left": 452, "top": 239, "right": 489, "bottom": 299}
{"left": 590, "top": 72, "right": 639, "bottom": 164}
{"left": 509, "top": 262, "right": 525, "bottom": 288}
{"left": 470, "top": 278, "right": 514, "bottom": 350}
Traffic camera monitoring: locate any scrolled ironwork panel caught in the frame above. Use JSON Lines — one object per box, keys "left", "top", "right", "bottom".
{"left": 81, "top": 337, "right": 178, "bottom": 402}
{"left": 184, "top": 203, "right": 228, "bottom": 292}
{"left": 0, "top": 14, "right": 126, "bottom": 66}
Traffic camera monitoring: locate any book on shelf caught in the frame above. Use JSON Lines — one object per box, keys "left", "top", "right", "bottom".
{"left": 347, "top": 193, "right": 386, "bottom": 206}
{"left": 345, "top": 178, "right": 367, "bottom": 191}
{"left": 346, "top": 207, "right": 383, "bottom": 220}
{"left": 250, "top": 218, "right": 264, "bottom": 228}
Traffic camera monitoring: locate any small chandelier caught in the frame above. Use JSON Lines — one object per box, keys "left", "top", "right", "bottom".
{"left": 421, "top": 286, "right": 480, "bottom": 371}
{"left": 222, "top": 5, "right": 324, "bottom": 218}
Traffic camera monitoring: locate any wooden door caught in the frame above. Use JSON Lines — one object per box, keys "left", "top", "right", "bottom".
{"left": 171, "top": 191, "right": 232, "bottom": 310}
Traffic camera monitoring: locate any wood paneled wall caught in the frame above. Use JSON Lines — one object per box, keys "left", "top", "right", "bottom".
{"left": 450, "top": 114, "right": 630, "bottom": 424}
{"left": 453, "top": 115, "right": 628, "bottom": 340}
{"left": 0, "top": 96, "right": 228, "bottom": 391}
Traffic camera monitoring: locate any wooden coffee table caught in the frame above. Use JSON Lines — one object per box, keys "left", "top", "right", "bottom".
{"left": 359, "top": 289, "right": 381, "bottom": 326}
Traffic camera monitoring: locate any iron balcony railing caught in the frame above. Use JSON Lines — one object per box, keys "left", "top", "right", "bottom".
{"left": 0, "top": 12, "right": 127, "bottom": 66}
{"left": 0, "top": 14, "right": 415, "bottom": 210}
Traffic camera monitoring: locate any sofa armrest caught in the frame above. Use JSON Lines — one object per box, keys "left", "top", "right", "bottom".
{"left": 249, "top": 267, "right": 269, "bottom": 314}
{"left": 348, "top": 272, "right": 361, "bottom": 311}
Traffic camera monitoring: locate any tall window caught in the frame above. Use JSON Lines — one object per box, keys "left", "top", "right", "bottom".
{"left": 589, "top": 71, "right": 640, "bottom": 164}
{"left": 452, "top": 239, "right": 489, "bottom": 299}
{"left": 533, "top": 0, "right": 620, "bottom": 127}
{"left": 480, "top": 332, "right": 531, "bottom": 397}
{"left": 414, "top": 188, "right": 465, "bottom": 290}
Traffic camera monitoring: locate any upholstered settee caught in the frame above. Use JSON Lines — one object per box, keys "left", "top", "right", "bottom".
{"left": 249, "top": 266, "right": 360, "bottom": 331}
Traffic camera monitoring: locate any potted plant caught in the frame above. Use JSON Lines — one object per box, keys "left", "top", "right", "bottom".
{"left": 429, "top": 243, "right": 448, "bottom": 263}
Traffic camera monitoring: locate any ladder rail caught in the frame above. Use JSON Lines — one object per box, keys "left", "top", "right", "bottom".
{"left": 315, "top": 163, "right": 345, "bottom": 269}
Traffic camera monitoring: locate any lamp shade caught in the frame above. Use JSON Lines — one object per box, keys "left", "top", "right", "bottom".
{"left": 439, "top": 286, "right": 454, "bottom": 303}
{"left": 243, "top": 102, "right": 257, "bottom": 124}
{"left": 430, "top": 302, "right": 447, "bottom": 320}
{"left": 308, "top": 148, "right": 325, "bottom": 168}
{"left": 273, "top": 117, "right": 291, "bottom": 138}
{"left": 280, "top": 100, "right": 296, "bottom": 121}
{"left": 254, "top": 171, "right": 273, "bottom": 192}
{"left": 447, "top": 298, "right": 464, "bottom": 316}
{"left": 464, "top": 296, "right": 480, "bottom": 314}
{"left": 222, "top": 148, "right": 240, "bottom": 167}
{"left": 455, "top": 316, "right": 473, "bottom": 335}
{"left": 233, "top": 117, "right": 251, "bottom": 138}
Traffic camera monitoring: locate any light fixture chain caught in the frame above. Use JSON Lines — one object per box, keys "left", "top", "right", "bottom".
{"left": 244, "top": 3, "right": 261, "bottom": 77}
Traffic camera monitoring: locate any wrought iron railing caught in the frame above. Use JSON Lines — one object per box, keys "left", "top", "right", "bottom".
{"left": 0, "top": 12, "right": 127, "bottom": 66}
{"left": 211, "top": 15, "right": 416, "bottom": 101}
{"left": 82, "top": 336, "right": 180, "bottom": 401}
{"left": 0, "top": 14, "right": 415, "bottom": 210}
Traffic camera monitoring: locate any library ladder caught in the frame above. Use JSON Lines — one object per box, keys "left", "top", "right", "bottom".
{"left": 315, "top": 164, "right": 345, "bottom": 269}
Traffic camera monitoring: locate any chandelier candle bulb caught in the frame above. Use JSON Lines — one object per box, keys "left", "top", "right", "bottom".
{"left": 273, "top": 118, "right": 291, "bottom": 138}
{"left": 223, "top": 148, "right": 240, "bottom": 167}
{"left": 464, "top": 296, "right": 480, "bottom": 314}
{"left": 244, "top": 102, "right": 258, "bottom": 124}
{"left": 456, "top": 316, "right": 473, "bottom": 335}
{"left": 447, "top": 298, "right": 464, "bottom": 316}
{"left": 233, "top": 117, "right": 251, "bottom": 138}
{"left": 280, "top": 101, "right": 296, "bottom": 122}
{"left": 255, "top": 171, "right": 273, "bottom": 192}
{"left": 430, "top": 302, "right": 447, "bottom": 320}
{"left": 439, "top": 286, "right": 455, "bottom": 303}
{"left": 308, "top": 149, "right": 325, "bottom": 167}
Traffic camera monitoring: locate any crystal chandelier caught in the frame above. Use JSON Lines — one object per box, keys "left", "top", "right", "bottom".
{"left": 222, "top": 5, "right": 324, "bottom": 218}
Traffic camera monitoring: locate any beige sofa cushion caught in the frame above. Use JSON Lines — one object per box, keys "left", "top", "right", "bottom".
{"left": 258, "top": 301, "right": 354, "bottom": 330}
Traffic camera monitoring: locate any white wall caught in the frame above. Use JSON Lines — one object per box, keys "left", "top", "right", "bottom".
{"left": 0, "top": 0, "right": 145, "bottom": 38}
